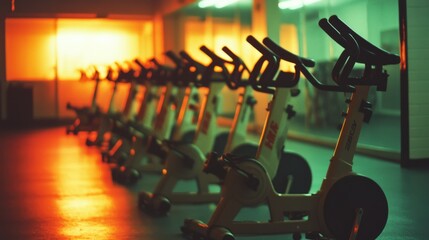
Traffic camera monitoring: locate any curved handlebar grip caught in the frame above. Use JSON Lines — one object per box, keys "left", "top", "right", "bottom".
{"left": 328, "top": 15, "right": 400, "bottom": 65}
{"left": 105, "top": 66, "right": 116, "bottom": 82}
{"left": 319, "top": 18, "right": 361, "bottom": 88}
{"left": 179, "top": 51, "right": 194, "bottom": 64}
{"left": 262, "top": 37, "right": 315, "bottom": 67}
{"left": 178, "top": 50, "right": 206, "bottom": 86}
{"left": 165, "top": 50, "right": 183, "bottom": 67}
{"left": 318, "top": 18, "right": 348, "bottom": 49}
{"left": 199, "top": 46, "right": 233, "bottom": 87}
{"left": 220, "top": 46, "right": 251, "bottom": 89}
{"left": 246, "top": 35, "right": 274, "bottom": 57}
{"left": 221, "top": 46, "right": 239, "bottom": 62}
{"left": 200, "top": 45, "right": 232, "bottom": 66}
{"left": 149, "top": 58, "right": 161, "bottom": 66}
{"left": 134, "top": 59, "right": 145, "bottom": 68}
{"left": 179, "top": 50, "right": 205, "bottom": 72}
{"left": 319, "top": 17, "right": 361, "bottom": 59}
{"left": 222, "top": 46, "right": 250, "bottom": 72}
{"left": 245, "top": 35, "right": 280, "bottom": 94}
{"left": 262, "top": 36, "right": 354, "bottom": 92}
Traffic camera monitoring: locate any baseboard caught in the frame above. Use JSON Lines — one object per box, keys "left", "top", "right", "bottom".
{"left": 401, "top": 158, "right": 429, "bottom": 168}
{"left": 288, "top": 130, "right": 401, "bottom": 163}
{"left": 0, "top": 118, "right": 73, "bottom": 130}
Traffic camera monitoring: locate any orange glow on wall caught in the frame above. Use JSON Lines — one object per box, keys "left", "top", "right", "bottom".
{"left": 6, "top": 19, "right": 57, "bottom": 81}
{"left": 6, "top": 18, "right": 154, "bottom": 119}
{"left": 6, "top": 18, "right": 153, "bottom": 81}
{"left": 56, "top": 19, "right": 153, "bottom": 80}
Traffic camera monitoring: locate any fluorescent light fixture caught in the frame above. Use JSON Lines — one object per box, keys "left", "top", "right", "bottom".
{"left": 278, "top": 0, "right": 320, "bottom": 10}
{"left": 279, "top": 0, "right": 303, "bottom": 10}
{"left": 198, "top": 0, "right": 239, "bottom": 8}
{"left": 198, "top": 0, "right": 217, "bottom": 8}
{"left": 215, "top": 0, "right": 239, "bottom": 8}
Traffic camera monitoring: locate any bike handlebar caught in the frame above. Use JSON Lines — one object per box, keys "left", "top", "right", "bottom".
{"left": 262, "top": 37, "right": 355, "bottom": 92}
{"left": 328, "top": 15, "right": 400, "bottom": 65}
{"left": 179, "top": 50, "right": 206, "bottom": 86}
{"left": 200, "top": 45, "right": 233, "bottom": 66}
{"left": 221, "top": 46, "right": 251, "bottom": 89}
{"left": 261, "top": 38, "right": 315, "bottom": 68}
{"left": 319, "top": 15, "right": 400, "bottom": 90}
{"left": 198, "top": 45, "right": 231, "bottom": 87}
{"left": 165, "top": 50, "right": 183, "bottom": 67}
{"left": 246, "top": 35, "right": 300, "bottom": 94}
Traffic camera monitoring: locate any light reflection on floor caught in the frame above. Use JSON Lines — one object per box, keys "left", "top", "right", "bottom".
{"left": 0, "top": 128, "right": 147, "bottom": 240}
{"left": 0, "top": 127, "right": 427, "bottom": 240}
{"left": 54, "top": 150, "right": 114, "bottom": 239}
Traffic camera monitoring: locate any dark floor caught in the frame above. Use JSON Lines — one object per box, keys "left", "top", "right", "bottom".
{"left": 0, "top": 127, "right": 427, "bottom": 240}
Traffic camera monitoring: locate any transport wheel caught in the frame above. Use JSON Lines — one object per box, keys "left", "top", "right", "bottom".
{"left": 124, "top": 168, "right": 140, "bottom": 185}
{"left": 111, "top": 167, "right": 139, "bottom": 185}
{"left": 272, "top": 151, "right": 312, "bottom": 194}
{"left": 208, "top": 227, "right": 235, "bottom": 240}
{"left": 138, "top": 192, "right": 171, "bottom": 216}
{"left": 181, "top": 219, "right": 207, "bottom": 238}
{"left": 323, "top": 175, "right": 388, "bottom": 240}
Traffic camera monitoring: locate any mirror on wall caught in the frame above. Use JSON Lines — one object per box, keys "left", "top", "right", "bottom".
{"left": 167, "top": 0, "right": 401, "bottom": 160}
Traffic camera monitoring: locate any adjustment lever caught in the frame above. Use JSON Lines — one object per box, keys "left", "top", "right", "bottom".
{"left": 203, "top": 152, "right": 227, "bottom": 179}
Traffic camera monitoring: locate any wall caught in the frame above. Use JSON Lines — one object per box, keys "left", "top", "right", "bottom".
{"left": 0, "top": 19, "right": 5, "bottom": 120}
{"left": 406, "top": 0, "right": 429, "bottom": 160}
{"left": 368, "top": 0, "right": 400, "bottom": 115}
{"left": 0, "top": 0, "right": 155, "bottom": 16}
{"left": 0, "top": 0, "right": 197, "bottom": 123}
{"left": 279, "top": 0, "right": 401, "bottom": 117}
{"left": 3, "top": 18, "right": 153, "bottom": 120}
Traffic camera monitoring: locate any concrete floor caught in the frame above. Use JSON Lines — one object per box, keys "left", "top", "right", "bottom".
{"left": 0, "top": 127, "right": 427, "bottom": 240}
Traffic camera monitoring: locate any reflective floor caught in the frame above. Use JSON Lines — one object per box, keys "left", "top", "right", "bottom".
{"left": 0, "top": 127, "right": 427, "bottom": 239}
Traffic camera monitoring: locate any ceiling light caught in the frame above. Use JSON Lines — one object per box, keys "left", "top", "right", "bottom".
{"left": 198, "top": 0, "right": 239, "bottom": 8}
{"left": 278, "top": 0, "right": 320, "bottom": 10}
{"left": 215, "top": 0, "right": 239, "bottom": 8}
{"left": 198, "top": 0, "right": 217, "bottom": 8}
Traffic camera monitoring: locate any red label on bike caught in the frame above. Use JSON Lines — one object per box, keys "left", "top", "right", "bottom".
{"left": 201, "top": 112, "right": 212, "bottom": 135}
{"left": 264, "top": 121, "right": 279, "bottom": 150}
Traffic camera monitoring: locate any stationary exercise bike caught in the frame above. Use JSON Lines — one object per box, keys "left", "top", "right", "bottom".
{"left": 111, "top": 51, "right": 198, "bottom": 184}
{"left": 204, "top": 45, "right": 312, "bottom": 196}
{"left": 103, "top": 54, "right": 182, "bottom": 166}
{"left": 85, "top": 62, "right": 137, "bottom": 147}
{"left": 112, "top": 51, "right": 206, "bottom": 185}
{"left": 98, "top": 59, "right": 151, "bottom": 163}
{"left": 137, "top": 46, "right": 239, "bottom": 215}
{"left": 138, "top": 44, "right": 312, "bottom": 214}
{"left": 66, "top": 65, "right": 103, "bottom": 135}
{"left": 182, "top": 15, "right": 400, "bottom": 240}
